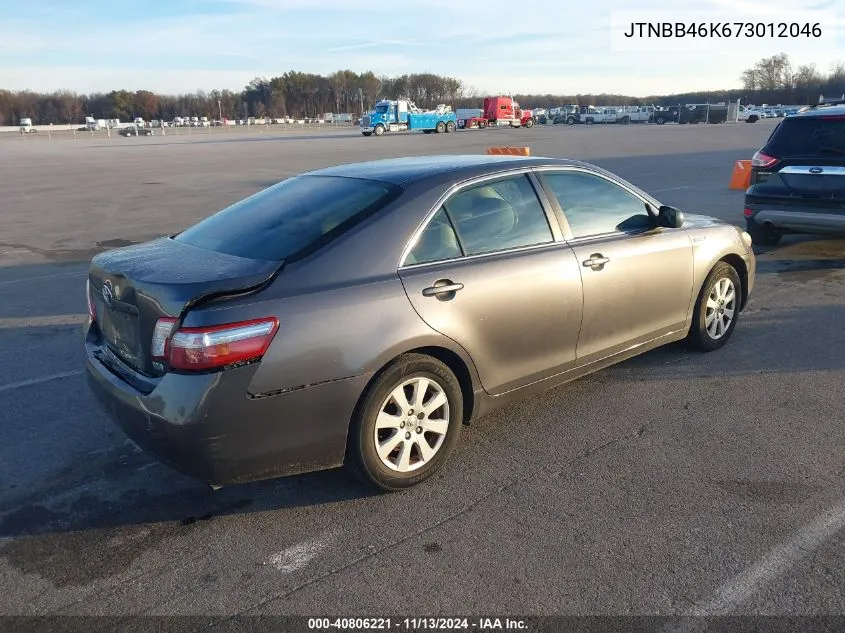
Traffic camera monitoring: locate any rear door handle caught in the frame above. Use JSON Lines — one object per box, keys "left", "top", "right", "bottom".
{"left": 422, "top": 280, "right": 464, "bottom": 297}
{"left": 582, "top": 254, "right": 610, "bottom": 268}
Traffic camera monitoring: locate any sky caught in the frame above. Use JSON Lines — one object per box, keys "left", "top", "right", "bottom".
{"left": 1, "top": 0, "right": 843, "bottom": 97}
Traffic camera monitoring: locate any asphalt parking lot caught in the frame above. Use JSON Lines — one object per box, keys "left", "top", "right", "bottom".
{"left": 1, "top": 121, "right": 843, "bottom": 624}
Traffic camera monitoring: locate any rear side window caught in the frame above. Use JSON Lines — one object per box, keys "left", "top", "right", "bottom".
{"left": 766, "top": 116, "right": 845, "bottom": 156}
{"left": 442, "top": 174, "right": 553, "bottom": 256}
{"left": 406, "top": 208, "right": 463, "bottom": 265}
{"left": 175, "top": 175, "right": 400, "bottom": 261}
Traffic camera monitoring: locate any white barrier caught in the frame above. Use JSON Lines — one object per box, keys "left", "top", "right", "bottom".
{"left": 0, "top": 124, "right": 83, "bottom": 133}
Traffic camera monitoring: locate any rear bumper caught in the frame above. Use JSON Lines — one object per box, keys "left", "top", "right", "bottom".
{"left": 748, "top": 204, "right": 845, "bottom": 235}
{"left": 84, "top": 329, "right": 370, "bottom": 486}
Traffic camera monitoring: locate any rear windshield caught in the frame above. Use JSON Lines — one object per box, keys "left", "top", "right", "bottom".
{"left": 175, "top": 175, "right": 400, "bottom": 261}
{"left": 767, "top": 116, "right": 845, "bottom": 156}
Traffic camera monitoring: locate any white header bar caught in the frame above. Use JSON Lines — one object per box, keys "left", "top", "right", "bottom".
{"left": 610, "top": 11, "right": 838, "bottom": 53}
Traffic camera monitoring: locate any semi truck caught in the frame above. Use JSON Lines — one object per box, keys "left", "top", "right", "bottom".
{"left": 360, "top": 100, "right": 458, "bottom": 136}
{"left": 462, "top": 96, "right": 534, "bottom": 129}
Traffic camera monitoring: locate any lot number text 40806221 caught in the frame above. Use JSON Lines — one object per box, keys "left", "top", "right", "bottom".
{"left": 308, "top": 618, "right": 529, "bottom": 630}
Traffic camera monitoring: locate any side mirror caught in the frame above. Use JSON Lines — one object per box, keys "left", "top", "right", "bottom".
{"left": 658, "top": 205, "right": 685, "bottom": 228}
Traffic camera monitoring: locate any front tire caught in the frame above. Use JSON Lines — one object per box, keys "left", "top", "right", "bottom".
{"left": 373, "top": 125, "right": 385, "bottom": 137}
{"left": 524, "top": 118, "right": 534, "bottom": 128}
{"left": 686, "top": 262, "right": 742, "bottom": 352}
{"left": 346, "top": 354, "right": 463, "bottom": 491}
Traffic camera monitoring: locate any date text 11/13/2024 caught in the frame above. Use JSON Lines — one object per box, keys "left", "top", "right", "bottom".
{"left": 308, "top": 617, "right": 529, "bottom": 630}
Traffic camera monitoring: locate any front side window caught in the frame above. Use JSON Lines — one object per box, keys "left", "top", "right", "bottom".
{"left": 540, "top": 171, "right": 652, "bottom": 239}
{"left": 443, "top": 175, "right": 554, "bottom": 256}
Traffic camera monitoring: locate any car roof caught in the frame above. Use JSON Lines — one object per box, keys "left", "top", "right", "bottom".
{"left": 301, "top": 155, "right": 584, "bottom": 185}
{"left": 793, "top": 104, "right": 845, "bottom": 117}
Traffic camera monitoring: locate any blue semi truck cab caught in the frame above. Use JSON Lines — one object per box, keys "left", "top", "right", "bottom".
{"left": 361, "top": 100, "right": 458, "bottom": 136}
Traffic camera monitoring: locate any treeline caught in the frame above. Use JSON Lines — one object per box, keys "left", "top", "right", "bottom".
{"left": 2, "top": 54, "right": 844, "bottom": 125}
{"left": 738, "top": 53, "right": 845, "bottom": 105}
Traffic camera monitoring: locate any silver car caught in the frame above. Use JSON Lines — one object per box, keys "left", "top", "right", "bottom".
{"left": 84, "top": 155, "right": 756, "bottom": 491}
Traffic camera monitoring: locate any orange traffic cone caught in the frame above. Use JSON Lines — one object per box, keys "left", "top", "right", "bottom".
{"left": 486, "top": 146, "right": 530, "bottom": 156}
{"left": 729, "top": 160, "right": 752, "bottom": 190}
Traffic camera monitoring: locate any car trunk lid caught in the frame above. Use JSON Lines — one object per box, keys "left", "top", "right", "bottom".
{"left": 88, "top": 237, "right": 281, "bottom": 376}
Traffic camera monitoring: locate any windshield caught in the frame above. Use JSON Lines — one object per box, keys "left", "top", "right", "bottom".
{"left": 375, "top": 105, "right": 389, "bottom": 113}
{"left": 767, "top": 116, "right": 845, "bottom": 156}
{"left": 175, "top": 175, "right": 401, "bottom": 261}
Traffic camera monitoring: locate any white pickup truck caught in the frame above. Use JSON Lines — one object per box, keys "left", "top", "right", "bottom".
{"left": 579, "top": 106, "right": 618, "bottom": 124}
{"left": 615, "top": 106, "right": 655, "bottom": 124}
{"left": 736, "top": 105, "right": 760, "bottom": 123}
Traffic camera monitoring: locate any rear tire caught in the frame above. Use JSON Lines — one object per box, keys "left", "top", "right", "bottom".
{"left": 746, "top": 217, "right": 782, "bottom": 246}
{"left": 445, "top": 121, "right": 456, "bottom": 133}
{"left": 435, "top": 121, "right": 446, "bottom": 134}
{"left": 686, "top": 262, "right": 742, "bottom": 352}
{"left": 346, "top": 354, "right": 463, "bottom": 491}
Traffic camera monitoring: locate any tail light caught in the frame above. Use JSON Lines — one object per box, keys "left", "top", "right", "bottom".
{"left": 743, "top": 208, "right": 754, "bottom": 218}
{"left": 152, "top": 317, "right": 279, "bottom": 371}
{"left": 151, "top": 317, "right": 178, "bottom": 359}
{"left": 751, "top": 151, "right": 778, "bottom": 168}
{"left": 86, "top": 279, "right": 97, "bottom": 322}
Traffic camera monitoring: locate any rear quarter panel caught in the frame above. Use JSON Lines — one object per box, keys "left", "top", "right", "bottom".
{"left": 191, "top": 273, "right": 481, "bottom": 398}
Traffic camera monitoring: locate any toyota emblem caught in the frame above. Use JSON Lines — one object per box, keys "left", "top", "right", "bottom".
{"left": 809, "top": 167, "right": 823, "bottom": 174}
{"left": 102, "top": 280, "right": 113, "bottom": 305}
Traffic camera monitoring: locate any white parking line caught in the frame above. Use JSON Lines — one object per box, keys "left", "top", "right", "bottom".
{"left": 665, "top": 496, "right": 845, "bottom": 631}
{"left": 0, "top": 271, "right": 86, "bottom": 286}
{"left": 650, "top": 185, "right": 694, "bottom": 192}
{"left": 0, "top": 314, "right": 87, "bottom": 329}
{"left": 693, "top": 496, "right": 845, "bottom": 613}
{"left": 266, "top": 533, "right": 334, "bottom": 573}
{"left": 0, "top": 370, "right": 83, "bottom": 393}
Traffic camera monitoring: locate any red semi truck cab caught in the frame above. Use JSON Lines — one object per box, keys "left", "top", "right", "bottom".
{"left": 482, "top": 96, "right": 534, "bottom": 128}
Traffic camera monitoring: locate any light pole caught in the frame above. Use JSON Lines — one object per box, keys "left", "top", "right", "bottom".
{"left": 217, "top": 100, "right": 222, "bottom": 121}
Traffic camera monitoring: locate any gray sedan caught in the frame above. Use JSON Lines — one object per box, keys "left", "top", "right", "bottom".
{"left": 83, "top": 155, "right": 756, "bottom": 491}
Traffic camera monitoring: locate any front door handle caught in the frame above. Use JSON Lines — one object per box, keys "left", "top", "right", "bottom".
{"left": 422, "top": 280, "right": 464, "bottom": 297}
{"left": 582, "top": 254, "right": 610, "bottom": 269}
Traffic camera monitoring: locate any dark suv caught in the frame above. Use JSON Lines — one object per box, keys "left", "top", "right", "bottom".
{"left": 744, "top": 99, "right": 845, "bottom": 246}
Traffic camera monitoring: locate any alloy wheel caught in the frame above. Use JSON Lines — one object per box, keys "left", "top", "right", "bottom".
{"left": 373, "top": 377, "right": 450, "bottom": 472}
{"left": 705, "top": 278, "right": 736, "bottom": 339}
